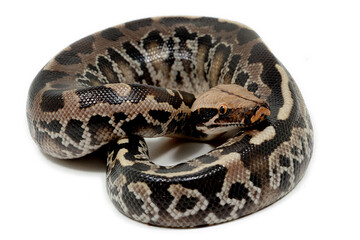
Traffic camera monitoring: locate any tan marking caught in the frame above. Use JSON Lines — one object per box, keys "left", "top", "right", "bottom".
{"left": 269, "top": 127, "right": 313, "bottom": 194}
{"left": 276, "top": 64, "right": 294, "bottom": 120}
{"left": 249, "top": 125, "right": 276, "bottom": 145}
{"left": 114, "top": 55, "right": 137, "bottom": 83}
{"left": 128, "top": 182, "right": 160, "bottom": 222}
{"left": 208, "top": 44, "right": 231, "bottom": 87}
{"left": 166, "top": 88, "right": 175, "bottom": 96}
{"left": 107, "top": 173, "right": 130, "bottom": 217}
{"left": 106, "top": 150, "right": 116, "bottom": 177}
{"left": 188, "top": 159, "right": 202, "bottom": 168}
{"left": 244, "top": 63, "right": 272, "bottom": 100}
{"left": 216, "top": 152, "right": 261, "bottom": 219}
{"left": 43, "top": 58, "right": 58, "bottom": 71}
{"left": 115, "top": 138, "right": 134, "bottom": 167}
{"left": 251, "top": 106, "right": 271, "bottom": 123}
{"left": 117, "top": 138, "right": 129, "bottom": 145}
{"left": 167, "top": 184, "right": 208, "bottom": 219}
{"left": 113, "top": 173, "right": 127, "bottom": 190}
{"left": 111, "top": 83, "right": 132, "bottom": 97}
{"left": 196, "top": 44, "right": 212, "bottom": 92}
{"left": 204, "top": 212, "right": 222, "bottom": 225}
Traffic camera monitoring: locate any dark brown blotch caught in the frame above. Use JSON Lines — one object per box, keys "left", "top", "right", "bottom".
{"left": 28, "top": 70, "right": 69, "bottom": 109}
{"left": 101, "top": 27, "right": 124, "bottom": 41}
{"left": 237, "top": 28, "right": 259, "bottom": 45}
{"left": 125, "top": 18, "right": 153, "bottom": 31}
{"left": 65, "top": 119, "right": 84, "bottom": 143}
{"left": 40, "top": 90, "right": 65, "bottom": 112}
{"left": 55, "top": 35, "right": 95, "bottom": 65}
{"left": 97, "top": 56, "right": 119, "bottom": 83}
{"left": 149, "top": 110, "right": 171, "bottom": 123}
{"left": 39, "top": 120, "right": 62, "bottom": 133}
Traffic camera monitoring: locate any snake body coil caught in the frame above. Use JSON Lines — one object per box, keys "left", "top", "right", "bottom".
{"left": 27, "top": 17, "right": 313, "bottom": 227}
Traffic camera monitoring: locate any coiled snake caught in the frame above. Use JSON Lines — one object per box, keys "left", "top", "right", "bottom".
{"left": 27, "top": 17, "right": 313, "bottom": 227}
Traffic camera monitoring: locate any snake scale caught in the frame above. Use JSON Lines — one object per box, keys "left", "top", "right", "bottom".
{"left": 27, "top": 17, "right": 313, "bottom": 227}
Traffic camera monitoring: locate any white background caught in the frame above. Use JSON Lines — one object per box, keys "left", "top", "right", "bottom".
{"left": 1, "top": 0, "right": 359, "bottom": 239}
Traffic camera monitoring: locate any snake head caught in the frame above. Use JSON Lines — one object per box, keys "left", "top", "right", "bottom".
{"left": 191, "top": 84, "right": 270, "bottom": 137}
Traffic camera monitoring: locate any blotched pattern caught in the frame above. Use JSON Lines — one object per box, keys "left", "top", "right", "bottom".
{"left": 27, "top": 17, "right": 313, "bottom": 228}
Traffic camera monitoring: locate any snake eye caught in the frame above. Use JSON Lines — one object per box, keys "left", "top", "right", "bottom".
{"left": 218, "top": 104, "right": 227, "bottom": 115}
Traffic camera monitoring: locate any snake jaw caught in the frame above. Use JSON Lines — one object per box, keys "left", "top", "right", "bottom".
{"left": 195, "top": 121, "right": 240, "bottom": 138}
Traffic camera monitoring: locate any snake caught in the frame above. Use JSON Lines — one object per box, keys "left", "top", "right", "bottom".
{"left": 26, "top": 16, "right": 313, "bottom": 228}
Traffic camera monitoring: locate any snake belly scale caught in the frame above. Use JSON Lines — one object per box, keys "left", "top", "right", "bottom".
{"left": 26, "top": 17, "right": 313, "bottom": 227}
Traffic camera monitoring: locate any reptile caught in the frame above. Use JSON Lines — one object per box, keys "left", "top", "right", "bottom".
{"left": 26, "top": 16, "right": 313, "bottom": 227}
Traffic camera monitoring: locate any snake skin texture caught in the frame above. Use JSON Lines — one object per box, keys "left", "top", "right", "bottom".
{"left": 27, "top": 16, "right": 313, "bottom": 228}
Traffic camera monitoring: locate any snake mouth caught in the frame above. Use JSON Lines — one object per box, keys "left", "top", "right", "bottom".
{"left": 196, "top": 122, "right": 242, "bottom": 136}
{"left": 206, "top": 123, "right": 241, "bottom": 129}
{"left": 204, "top": 122, "right": 257, "bottom": 131}
{"left": 197, "top": 112, "right": 270, "bottom": 135}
